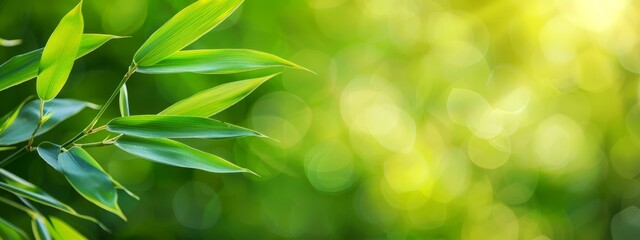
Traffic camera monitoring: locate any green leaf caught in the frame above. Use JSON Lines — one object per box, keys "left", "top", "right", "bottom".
{"left": 160, "top": 73, "right": 278, "bottom": 117}
{"left": 133, "top": 0, "right": 243, "bottom": 66}
{"left": 0, "top": 34, "right": 125, "bottom": 92}
{"left": 119, "top": 83, "right": 130, "bottom": 117}
{"left": 37, "top": 142, "right": 63, "bottom": 171}
{"left": 0, "top": 99, "right": 95, "bottom": 145}
{"left": 0, "top": 169, "right": 77, "bottom": 217}
{"left": 58, "top": 147, "right": 126, "bottom": 220}
{"left": 0, "top": 146, "right": 15, "bottom": 151}
{"left": 49, "top": 217, "right": 87, "bottom": 240}
{"left": 115, "top": 135, "right": 254, "bottom": 174}
{"left": 0, "top": 96, "right": 33, "bottom": 135}
{"left": 36, "top": 1, "right": 84, "bottom": 101}
{"left": 136, "top": 49, "right": 310, "bottom": 74}
{"left": 31, "top": 215, "right": 54, "bottom": 240}
{"left": 0, "top": 216, "right": 29, "bottom": 240}
{"left": 0, "top": 37, "right": 22, "bottom": 47}
{"left": 107, "top": 115, "right": 263, "bottom": 139}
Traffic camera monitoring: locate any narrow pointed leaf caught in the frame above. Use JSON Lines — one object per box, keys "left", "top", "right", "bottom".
{"left": 59, "top": 147, "right": 126, "bottom": 220}
{"left": 107, "top": 115, "right": 262, "bottom": 139}
{"left": 160, "top": 74, "right": 277, "bottom": 117}
{"left": 36, "top": 1, "right": 84, "bottom": 100}
{"left": 136, "top": 49, "right": 310, "bottom": 74}
{"left": 0, "top": 146, "right": 15, "bottom": 151}
{"left": 0, "top": 169, "right": 77, "bottom": 216}
{"left": 37, "top": 142, "right": 63, "bottom": 171}
{"left": 0, "top": 216, "right": 29, "bottom": 240}
{"left": 0, "top": 34, "right": 125, "bottom": 92}
{"left": 0, "top": 37, "right": 22, "bottom": 47}
{"left": 32, "top": 215, "right": 54, "bottom": 240}
{"left": 115, "top": 135, "right": 253, "bottom": 174}
{"left": 0, "top": 99, "right": 94, "bottom": 145}
{"left": 0, "top": 96, "right": 32, "bottom": 135}
{"left": 133, "top": 0, "right": 243, "bottom": 66}
{"left": 49, "top": 217, "right": 87, "bottom": 240}
{"left": 119, "top": 83, "right": 130, "bottom": 117}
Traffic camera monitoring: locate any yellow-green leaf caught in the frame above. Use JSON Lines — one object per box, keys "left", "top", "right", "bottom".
{"left": 119, "top": 83, "right": 130, "bottom": 117}
{"left": 160, "top": 73, "right": 278, "bottom": 117}
{"left": 133, "top": 0, "right": 243, "bottom": 66}
{"left": 115, "top": 135, "right": 254, "bottom": 174}
{"left": 0, "top": 34, "right": 125, "bottom": 92}
{"left": 36, "top": 1, "right": 84, "bottom": 101}
{"left": 136, "top": 49, "right": 311, "bottom": 74}
{"left": 0, "top": 96, "right": 32, "bottom": 135}
{"left": 58, "top": 147, "right": 126, "bottom": 220}
{"left": 49, "top": 217, "right": 87, "bottom": 240}
{"left": 0, "top": 216, "right": 28, "bottom": 240}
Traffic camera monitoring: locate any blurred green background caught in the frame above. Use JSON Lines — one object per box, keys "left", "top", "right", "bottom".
{"left": 2, "top": 0, "right": 640, "bottom": 239}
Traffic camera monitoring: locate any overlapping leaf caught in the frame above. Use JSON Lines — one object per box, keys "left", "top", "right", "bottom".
{"left": 0, "top": 96, "right": 32, "bottom": 135}
{"left": 0, "top": 169, "right": 77, "bottom": 215}
{"left": 36, "top": 142, "right": 63, "bottom": 171}
{"left": 32, "top": 214, "right": 53, "bottom": 240}
{"left": 36, "top": 0, "right": 84, "bottom": 101}
{"left": 136, "top": 49, "right": 309, "bottom": 74}
{"left": 133, "top": 0, "right": 243, "bottom": 66}
{"left": 0, "top": 34, "right": 124, "bottom": 92}
{"left": 0, "top": 99, "right": 96, "bottom": 145}
{"left": 115, "top": 135, "right": 254, "bottom": 174}
{"left": 160, "top": 74, "right": 278, "bottom": 117}
{"left": 107, "top": 115, "right": 262, "bottom": 139}
{"left": 59, "top": 147, "right": 126, "bottom": 220}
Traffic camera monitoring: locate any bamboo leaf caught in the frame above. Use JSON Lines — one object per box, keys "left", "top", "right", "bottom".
{"left": 37, "top": 142, "right": 62, "bottom": 171}
{"left": 160, "top": 73, "right": 278, "bottom": 117}
{"left": 136, "top": 49, "right": 311, "bottom": 74}
{"left": 0, "top": 216, "right": 29, "bottom": 240}
{"left": 133, "top": 0, "right": 243, "bottom": 66}
{"left": 0, "top": 146, "right": 15, "bottom": 151}
{"left": 0, "top": 169, "right": 77, "bottom": 216}
{"left": 36, "top": 0, "right": 84, "bottom": 101}
{"left": 0, "top": 34, "right": 125, "bottom": 92}
{"left": 0, "top": 96, "right": 32, "bottom": 135}
{"left": 107, "top": 115, "right": 263, "bottom": 139}
{"left": 115, "top": 135, "right": 254, "bottom": 174}
{"left": 119, "top": 83, "right": 130, "bottom": 117}
{"left": 0, "top": 37, "right": 22, "bottom": 47}
{"left": 49, "top": 217, "right": 88, "bottom": 240}
{"left": 31, "top": 214, "right": 55, "bottom": 240}
{"left": 58, "top": 147, "right": 126, "bottom": 220}
{"left": 0, "top": 99, "right": 95, "bottom": 145}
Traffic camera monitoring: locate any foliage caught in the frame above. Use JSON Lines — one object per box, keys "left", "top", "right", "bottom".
{"left": 0, "top": 0, "right": 307, "bottom": 238}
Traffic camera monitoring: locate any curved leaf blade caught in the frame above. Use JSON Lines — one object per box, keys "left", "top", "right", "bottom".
{"left": 0, "top": 169, "right": 77, "bottom": 215}
{"left": 119, "top": 83, "right": 130, "bottom": 117}
{"left": 36, "top": 1, "right": 84, "bottom": 101}
{"left": 136, "top": 49, "right": 310, "bottom": 74}
{"left": 115, "top": 135, "right": 254, "bottom": 174}
{"left": 49, "top": 217, "right": 87, "bottom": 240}
{"left": 0, "top": 99, "right": 93, "bottom": 145}
{"left": 107, "top": 115, "right": 262, "bottom": 139}
{"left": 160, "top": 73, "right": 278, "bottom": 117}
{"left": 0, "top": 96, "right": 32, "bottom": 135}
{"left": 31, "top": 214, "right": 55, "bottom": 240}
{"left": 133, "top": 0, "right": 243, "bottom": 66}
{"left": 37, "top": 142, "right": 63, "bottom": 171}
{"left": 59, "top": 147, "right": 126, "bottom": 220}
{"left": 0, "top": 216, "right": 29, "bottom": 240}
{"left": 0, "top": 34, "right": 125, "bottom": 92}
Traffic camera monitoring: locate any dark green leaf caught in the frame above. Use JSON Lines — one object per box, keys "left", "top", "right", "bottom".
{"left": 115, "top": 135, "right": 254, "bottom": 174}
{"left": 58, "top": 147, "right": 126, "bottom": 220}
{"left": 0, "top": 99, "right": 96, "bottom": 145}
{"left": 160, "top": 73, "right": 277, "bottom": 117}
{"left": 0, "top": 34, "right": 124, "bottom": 92}
{"left": 133, "top": 0, "right": 243, "bottom": 66}
{"left": 0, "top": 216, "right": 29, "bottom": 240}
{"left": 36, "top": 0, "right": 84, "bottom": 100}
{"left": 136, "top": 49, "right": 310, "bottom": 74}
{"left": 107, "top": 115, "right": 263, "bottom": 139}
{"left": 37, "top": 142, "right": 62, "bottom": 171}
